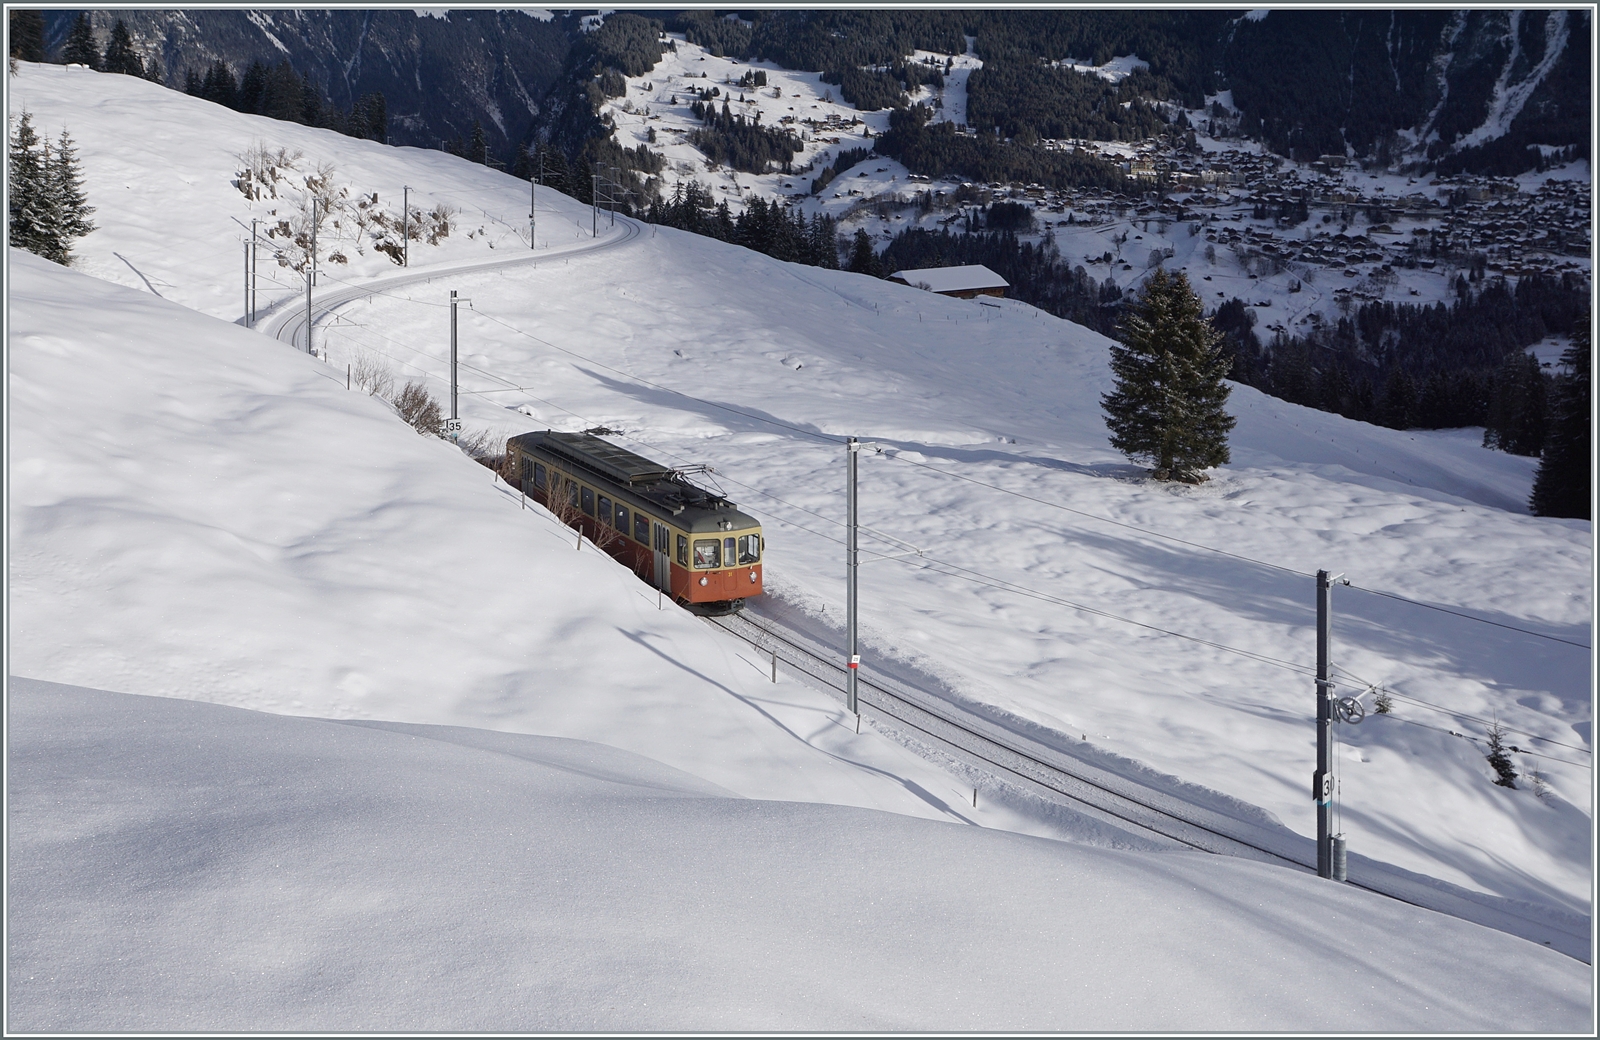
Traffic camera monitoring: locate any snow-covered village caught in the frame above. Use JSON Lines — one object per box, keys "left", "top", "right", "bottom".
{"left": 6, "top": 8, "right": 1594, "bottom": 1033}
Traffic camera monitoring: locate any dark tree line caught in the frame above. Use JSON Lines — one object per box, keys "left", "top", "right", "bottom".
{"left": 687, "top": 102, "right": 800, "bottom": 174}
{"left": 966, "top": 62, "right": 1168, "bottom": 144}
{"left": 33, "top": 14, "right": 163, "bottom": 81}
{"left": 181, "top": 57, "right": 388, "bottom": 143}
{"left": 1214, "top": 272, "right": 1589, "bottom": 454}
{"left": 810, "top": 146, "right": 871, "bottom": 195}
{"left": 1529, "top": 318, "right": 1591, "bottom": 518}
{"left": 644, "top": 182, "right": 840, "bottom": 269}
{"left": 876, "top": 105, "right": 1134, "bottom": 192}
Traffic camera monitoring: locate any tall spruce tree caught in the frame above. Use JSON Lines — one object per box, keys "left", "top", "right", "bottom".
{"left": 9, "top": 10, "right": 46, "bottom": 62}
{"left": 1530, "top": 317, "right": 1592, "bottom": 518}
{"left": 60, "top": 13, "right": 99, "bottom": 69}
{"left": 101, "top": 19, "right": 143, "bottom": 77}
{"left": 49, "top": 128, "right": 95, "bottom": 247}
{"left": 8, "top": 111, "right": 53, "bottom": 257}
{"left": 1102, "top": 269, "right": 1236, "bottom": 482}
{"left": 7, "top": 114, "right": 94, "bottom": 265}
{"left": 846, "top": 228, "right": 879, "bottom": 275}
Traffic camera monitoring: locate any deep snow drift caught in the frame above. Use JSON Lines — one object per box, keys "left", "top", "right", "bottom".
{"left": 8, "top": 677, "right": 1589, "bottom": 1032}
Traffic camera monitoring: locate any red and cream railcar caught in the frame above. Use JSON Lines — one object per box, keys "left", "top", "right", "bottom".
{"left": 507, "top": 431, "right": 763, "bottom": 614}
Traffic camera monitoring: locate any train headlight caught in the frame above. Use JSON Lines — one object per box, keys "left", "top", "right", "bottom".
{"left": 749, "top": 570, "right": 757, "bottom": 583}
{"left": 699, "top": 576, "right": 708, "bottom": 587}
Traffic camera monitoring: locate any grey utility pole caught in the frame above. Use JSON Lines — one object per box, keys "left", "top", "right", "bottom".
{"left": 250, "top": 218, "right": 259, "bottom": 324}
{"left": 244, "top": 240, "right": 250, "bottom": 325}
{"left": 529, "top": 162, "right": 536, "bottom": 250}
{"left": 1315, "top": 569, "right": 1334, "bottom": 879}
{"left": 304, "top": 268, "right": 314, "bottom": 356}
{"left": 402, "top": 185, "right": 411, "bottom": 267}
{"left": 846, "top": 437, "right": 860, "bottom": 716}
{"left": 448, "top": 289, "right": 470, "bottom": 439}
{"left": 591, "top": 169, "right": 599, "bottom": 238}
{"left": 310, "top": 197, "right": 318, "bottom": 288}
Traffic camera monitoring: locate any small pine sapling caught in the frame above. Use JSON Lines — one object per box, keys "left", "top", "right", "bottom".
{"left": 1485, "top": 720, "right": 1518, "bottom": 788}
{"left": 1373, "top": 687, "right": 1393, "bottom": 714}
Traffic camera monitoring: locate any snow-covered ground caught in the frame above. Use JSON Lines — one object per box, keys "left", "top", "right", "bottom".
{"left": 12, "top": 676, "right": 1588, "bottom": 1031}
{"left": 6, "top": 62, "right": 1593, "bottom": 1025}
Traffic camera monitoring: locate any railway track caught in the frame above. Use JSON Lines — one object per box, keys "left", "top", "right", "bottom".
{"left": 707, "top": 609, "right": 1305, "bottom": 863}
{"left": 706, "top": 608, "right": 1593, "bottom": 961}
{"left": 261, "top": 215, "right": 642, "bottom": 352}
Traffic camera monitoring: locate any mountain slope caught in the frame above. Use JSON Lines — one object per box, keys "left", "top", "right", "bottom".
{"left": 8, "top": 61, "right": 1591, "bottom": 941}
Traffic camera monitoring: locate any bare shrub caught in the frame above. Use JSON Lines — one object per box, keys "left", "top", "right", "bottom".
{"left": 394, "top": 381, "right": 442, "bottom": 436}
{"left": 350, "top": 349, "right": 395, "bottom": 399}
{"left": 543, "top": 466, "right": 585, "bottom": 546}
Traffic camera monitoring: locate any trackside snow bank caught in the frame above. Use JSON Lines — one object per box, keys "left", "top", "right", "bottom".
{"left": 8, "top": 677, "right": 1589, "bottom": 1033}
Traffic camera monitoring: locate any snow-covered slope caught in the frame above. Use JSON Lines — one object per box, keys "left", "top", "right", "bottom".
{"left": 6, "top": 61, "right": 1592, "bottom": 976}
{"left": 9, "top": 677, "right": 1589, "bottom": 1032}
{"left": 4, "top": 247, "right": 1002, "bottom": 823}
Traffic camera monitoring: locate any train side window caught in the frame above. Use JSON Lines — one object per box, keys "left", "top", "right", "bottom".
{"left": 566, "top": 481, "right": 579, "bottom": 508}
{"left": 693, "top": 539, "right": 721, "bottom": 569}
{"left": 676, "top": 534, "right": 688, "bottom": 566}
{"left": 635, "top": 513, "right": 651, "bottom": 543}
{"left": 581, "top": 487, "right": 595, "bottom": 516}
{"left": 597, "top": 495, "right": 613, "bottom": 525}
{"left": 533, "top": 462, "right": 546, "bottom": 490}
{"left": 615, "top": 505, "right": 629, "bottom": 532}
{"left": 738, "top": 534, "right": 761, "bottom": 564}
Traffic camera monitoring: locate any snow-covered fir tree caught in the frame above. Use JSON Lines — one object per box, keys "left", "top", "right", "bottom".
{"left": 1101, "top": 269, "right": 1236, "bottom": 483}
{"left": 101, "top": 19, "right": 144, "bottom": 78}
{"left": 60, "top": 13, "right": 100, "bottom": 69}
{"left": 8, "top": 112, "right": 96, "bottom": 265}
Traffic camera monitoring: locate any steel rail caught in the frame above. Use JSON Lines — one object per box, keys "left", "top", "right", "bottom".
{"left": 708, "top": 610, "right": 1302, "bottom": 863}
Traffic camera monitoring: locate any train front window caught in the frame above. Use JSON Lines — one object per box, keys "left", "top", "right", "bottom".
{"left": 738, "top": 534, "right": 761, "bottom": 564}
{"left": 724, "top": 537, "right": 736, "bottom": 565}
{"left": 693, "top": 539, "right": 721, "bottom": 569}
{"left": 676, "top": 534, "right": 688, "bottom": 566}
{"left": 598, "top": 496, "right": 613, "bottom": 524}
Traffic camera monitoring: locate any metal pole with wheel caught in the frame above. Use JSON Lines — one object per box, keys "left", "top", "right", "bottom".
{"left": 1314, "top": 569, "right": 1347, "bottom": 879}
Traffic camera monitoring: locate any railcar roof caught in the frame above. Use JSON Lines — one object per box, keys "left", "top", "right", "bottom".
{"left": 527, "top": 431, "right": 675, "bottom": 487}
{"left": 511, "top": 431, "right": 756, "bottom": 528}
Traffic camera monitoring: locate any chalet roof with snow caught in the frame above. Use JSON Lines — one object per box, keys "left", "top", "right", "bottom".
{"left": 887, "top": 265, "right": 1010, "bottom": 296}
